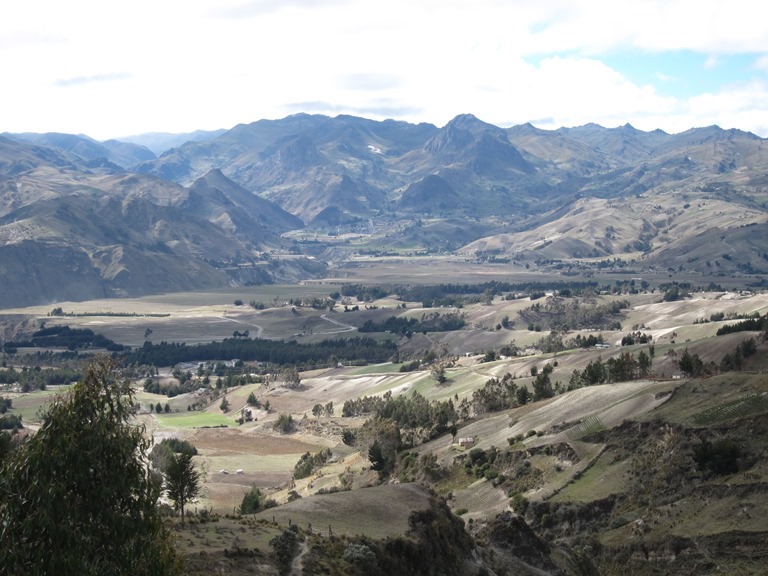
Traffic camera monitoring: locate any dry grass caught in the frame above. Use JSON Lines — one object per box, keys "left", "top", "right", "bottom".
{"left": 253, "top": 483, "right": 433, "bottom": 539}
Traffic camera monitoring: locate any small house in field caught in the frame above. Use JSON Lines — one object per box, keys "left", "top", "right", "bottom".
{"left": 458, "top": 437, "right": 475, "bottom": 447}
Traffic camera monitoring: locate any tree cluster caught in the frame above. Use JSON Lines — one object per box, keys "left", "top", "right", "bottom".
{"left": 293, "top": 448, "right": 333, "bottom": 480}
{"left": 621, "top": 331, "right": 653, "bottom": 346}
{"left": 715, "top": 315, "right": 768, "bottom": 335}
{"left": 568, "top": 350, "right": 653, "bottom": 389}
{"left": 359, "top": 311, "right": 466, "bottom": 335}
{"left": 519, "top": 298, "right": 629, "bottom": 332}
{"left": 342, "top": 391, "right": 457, "bottom": 442}
{"left": 4, "top": 325, "right": 126, "bottom": 352}
{"left": 0, "top": 364, "right": 83, "bottom": 392}
{"left": 126, "top": 336, "right": 397, "bottom": 369}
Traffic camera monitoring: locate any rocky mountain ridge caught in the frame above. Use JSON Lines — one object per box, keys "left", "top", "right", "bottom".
{"left": 1, "top": 113, "right": 767, "bottom": 307}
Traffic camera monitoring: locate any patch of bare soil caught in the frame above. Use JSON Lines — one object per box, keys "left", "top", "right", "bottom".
{"left": 190, "top": 428, "right": 318, "bottom": 456}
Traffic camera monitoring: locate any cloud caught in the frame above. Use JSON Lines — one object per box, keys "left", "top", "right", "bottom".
{"left": 4, "top": 0, "right": 768, "bottom": 138}
{"left": 754, "top": 54, "right": 768, "bottom": 73}
{"left": 284, "top": 100, "right": 424, "bottom": 119}
{"left": 215, "top": 0, "right": 350, "bottom": 18}
{"left": 339, "top": 73, "right": 402, "bottom": 91}
{"left": 53, "top": 73, "right": 131, "bottom": 88}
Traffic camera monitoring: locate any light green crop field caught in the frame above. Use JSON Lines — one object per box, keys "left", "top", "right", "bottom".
{"left": 155, "top": 412, "right": 236, "bottom": 428}
{"left": 348, "top": 362, "right": 405, "bottom": 375}
{"left": 549, "top": 449, "right": 631, "bottom": 503}
{"left": 2, "top": 385, "right": 74, "bottom": 424}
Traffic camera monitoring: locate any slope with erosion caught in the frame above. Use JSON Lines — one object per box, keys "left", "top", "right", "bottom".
{"left": 0, "top": 147, "right": 321, "bottom": 307}
{"left": 462, "top": 186, "right": 768, "bottom": 266}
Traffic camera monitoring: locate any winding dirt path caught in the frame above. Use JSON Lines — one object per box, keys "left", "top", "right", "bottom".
{"left": 318, "top": 313, "right": 356, "bottom": 334}
{"left": 290, "top": 541, "right": 309, "bottom": 576}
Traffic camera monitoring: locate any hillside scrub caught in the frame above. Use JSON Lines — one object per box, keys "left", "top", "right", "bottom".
{"left": 342, "top": 390, "right": 457, "bottom": 444}
{"left": 518, "top": 298, "right": 629, "bottom": 332}
{"left": 299, "top": 494, "right": 476, "bottom": 576}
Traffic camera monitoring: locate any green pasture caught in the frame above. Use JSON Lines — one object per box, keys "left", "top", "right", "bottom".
{"left": 348, "top": 362, "right": 404, "bottom": 375}
{"left": 549, "top": 449, "right": 630, "bottom": 503}
{"left": 155, "top": 412, "right": 236, "bottom": 428}
{"left": 3, "top": 385, "right": 73, "bottom": 424}
{"left": 691, "top": 394, "right": 768, "bottom": 426}
{"left": 644, "top": 372, "right": 768, "bottom": 426}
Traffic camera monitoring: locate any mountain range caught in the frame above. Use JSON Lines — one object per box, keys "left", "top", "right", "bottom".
{"left": 1, "top": 113, "right": 767, "bottom": 307}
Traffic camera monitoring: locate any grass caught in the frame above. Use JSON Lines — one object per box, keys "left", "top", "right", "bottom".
{"left": 564, "top": 415, "right": 605, "bottom": 440}
{"left": 254, "top": 483, "right": 432, "bottom": 539}
{"left": 172, "top": 515, "right": 280, "bottom": 556}
{"left": 549, "top": 449, "right": 630, "bottom": 503}
{"left": 348, "top": 362, "right": 405, "bottom": 375}
{"left": 3, "top": 385, "right": 73, "bottom": 424}
{"left": 155, "top": 412, "right": 235, "bottom": 428}
{"left": 691, "top": 393, "right": 768, "bottom": 425}
{"left": 644, "top": 372, "right": 768, "bottom": 426}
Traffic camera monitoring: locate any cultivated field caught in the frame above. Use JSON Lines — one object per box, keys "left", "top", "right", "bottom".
{"left": 2, "top": 283, "right": 767, "bottom": 553}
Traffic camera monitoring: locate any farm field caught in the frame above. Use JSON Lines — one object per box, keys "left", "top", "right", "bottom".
{"left": 1, "top": 280, "right": 767, "bottom": 575}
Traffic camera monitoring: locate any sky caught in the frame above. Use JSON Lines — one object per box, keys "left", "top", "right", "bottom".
{"left": 3, "top": 0, "right": 768, "bottom": 140}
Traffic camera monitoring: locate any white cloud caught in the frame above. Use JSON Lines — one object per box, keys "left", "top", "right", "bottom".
{"left": 1, "top": 0, "right": 768, "bottom": 138}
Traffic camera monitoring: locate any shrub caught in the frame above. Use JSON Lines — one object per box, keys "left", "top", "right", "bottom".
{"left": 273, "top": 413, "right": 295, "bottom": 434}
{"left": 239, "top": 486, "right": 264, "bottom": 514}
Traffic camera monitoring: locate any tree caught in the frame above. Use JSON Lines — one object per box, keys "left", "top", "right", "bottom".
{"left": 368, "top": 440, "right": 386, "bottom": 473}
{"left": 270, "top": 524, "right": 300, "bottom": 575}
{"left": 431, "top": 363, "right": 447, "bottom": 384}
{"left": 678, "top": 348, "right": 704, "bottom": 377}
{"left": 239, "top": 486, "right": 265, "bottom": 514}
{"left": 532, "top": 373, "right": 555, "bottom": 401}
{"left": 220, "top": 396, "right": 230, "bottom": 412}
{"left": 282, "top": 367, "right": 301, "bottom": 389}
{"left": 637, "top": 350, "right": 651, "bottom": 377}
{"left": 273, "top": 413, "right": 295, "bottom": 433}
{"left": 164, "top": 451, "right": 201, "bottom": 525}
{"left": 0, "top": 357, "right": 179, "bottom": 575}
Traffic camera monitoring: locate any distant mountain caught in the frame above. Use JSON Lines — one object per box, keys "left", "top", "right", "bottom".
{"left": 2, "top": 132, "right": 154, "bottom": 170}
{"left": 2, "top": 113, "right": 768, "bottom": 307}
{"left": 0, "top": 143, "right": 317, "bottom": 307}
{"left": 117, "top": 129, "right": 227, "bottom": 155}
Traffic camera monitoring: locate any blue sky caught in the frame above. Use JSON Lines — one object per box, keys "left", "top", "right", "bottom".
{"left": 598, "top": 51, "right": 764, "bottom": 100}
{"left": 2, "top": 0, "right": 768, "bottom": 139}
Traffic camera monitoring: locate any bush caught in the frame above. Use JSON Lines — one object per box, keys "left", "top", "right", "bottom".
{"left": 342, "top": 542, "right": 377, "bottom": 570}
{"left": 270, "top": 525, "right": 300, "bottom": 574}
{"left": 510, "top": 493, "right": 528, "bottom": 514}
{"left": 273, "top": 413, "right": 295, "bottom": 434}
{"left": 694, "top": 439, "right": 741, "bottom": 476}
{"left": 239, "top": 486, "right": 264, "bottom": 514}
